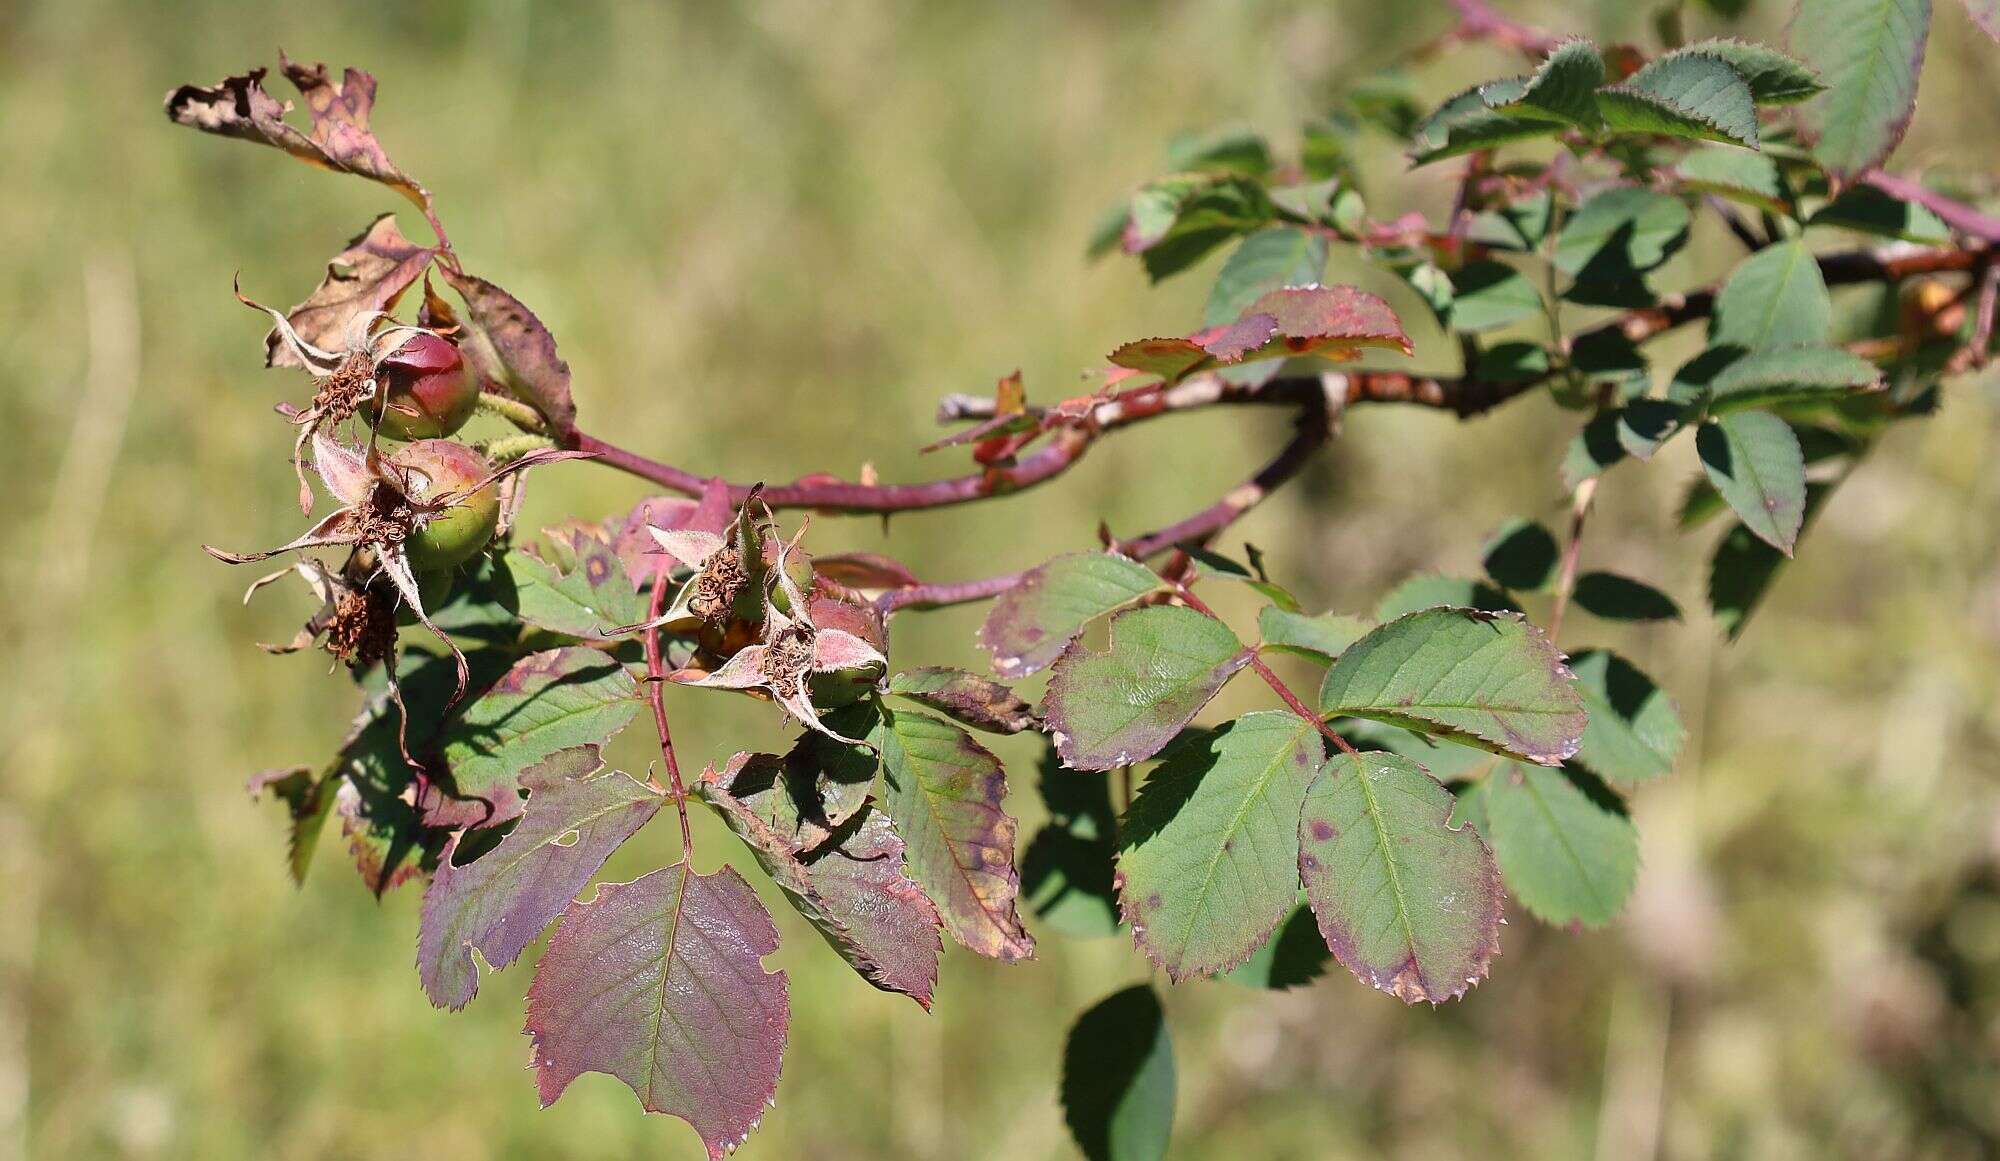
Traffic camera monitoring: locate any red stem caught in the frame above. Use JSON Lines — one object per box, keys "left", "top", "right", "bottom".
{"left": 641, "top": 564, "right": 694, "bottom": 854}
{"left": 1173, "top": 585, "right": 1359, "bottom": 758}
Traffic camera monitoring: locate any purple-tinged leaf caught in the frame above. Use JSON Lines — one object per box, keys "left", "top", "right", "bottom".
{"left": 873, "top": 706, "right": 1035, "bottom": 961}
{"left": 1318, "top": 609, "right": 1586, "bottom": 766}
{"left": 439, "top": 266, "right": 577, "bottom": 435}
{"left": 417, "top": 746, "right": 661, "bottom": 1010}
{"left": 1108, "top": 285, "right": 1409, "bottom": 384}
{"left": 1968, "top": 0, "right": 2000, "bottom": 41}
{"left": 525, "top": 862, "right": 787, "bottom": 1158}
{"left": 264, "top": 214, "right": 434, "bottom": 368}
{"left": 699, "top": 753, "right": 943, "bottom": 1007}
{"left": 164, "top": 54, "right": 429, "bottom": 209}
{"left": 1298, "top": 751, "right": 1503, "bottom": 1004}
{"left": 1045, "top": 605, "right": 1251, "bottom": 771}
{"left": 888, "top": 667, "right": 1039, "bottom": 734}
{"left": 814, "top": 552, "right": 923, "bottom": 591}
{"left": 978, "top": 551, "right": 1161, "bottom": 678}
{"left": 1116, "top": 713, "right": 1322, "bottom": 982}
{"left": 422, "top": 647, "right": 641, "bottom": 828}
{"left": 1794, "top": 0, "right": 1931, "bottom": 181}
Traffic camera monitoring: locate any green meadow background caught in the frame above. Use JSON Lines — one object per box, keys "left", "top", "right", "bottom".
{"left": 4, "top": 1, "right": 1999, "bottom": 1157}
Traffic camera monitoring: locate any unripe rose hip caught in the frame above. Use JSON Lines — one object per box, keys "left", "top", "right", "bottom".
{"left": 375, "top": 333, "right": 478, "bottom": 441}
{"left": 394, "top": 439, "right": 500, "bottom": 572}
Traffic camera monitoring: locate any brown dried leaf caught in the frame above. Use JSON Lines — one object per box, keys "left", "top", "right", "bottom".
{"left": 438, "top": 267, "right": 578, "bottom": 435}
{"left": 265, "top": 214, "right": 435, "bottom": 368}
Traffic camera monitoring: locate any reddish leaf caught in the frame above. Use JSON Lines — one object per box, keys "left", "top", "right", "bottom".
{"left": 164, "top": 54, "right": 428, "bottom": 209}
{"left": 418, "top": 746, "right": 661, "bottom": 1010}
{"left": 1109, "top": 285, "right": 1410, "bottom": 384}
{"left": 699, "top": 753, "right": 942, "bottom": 1007}
{"left": 813, "top": 552, "right": 922, "bottom": 591}
{"left": 526, "top": 862, "right": 787, "bottom": 1158}
{"left": 874, "top": 707, "right": 1035, "bottom": 961}
{"left": 977, "top": 552, "right": 1162, "bottom": 678}
{"left": 439, "top": 267, "right": 578, "bottom": 434}
{"left": 1298, "top": 751, "right": 1503, "bottom": 1003}
{"left": 888, "top": 667, "right": 1040, "bottom": 734}
{"left": 265, "top": 214, "right": 434, "bottom": 368}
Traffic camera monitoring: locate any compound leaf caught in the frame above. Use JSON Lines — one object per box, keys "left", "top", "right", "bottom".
{"left": 418, "top": 746, "right": 660, "bottom": 1010}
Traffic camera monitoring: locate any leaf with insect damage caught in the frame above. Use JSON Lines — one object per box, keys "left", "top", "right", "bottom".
{"left": 422, "top": 647, "right": 641, "bottom": 829}
{"left": 262, "top": 214, "right": 435, "bottom": 368}
{"left": 1116, "top": 713, "right": 1323, "bottom": 981}
{"left": 698, "top": 751, "right": 943, "bottom": 1007}
{"left": 165, "top": 53, "right": 429, "bottom": 209}
{"left": 525, "top": 861, "right": 787, "bottom": 1159}
{"left": 1061, "top": 985, "right": 1176, "bottom": 1161}
{"left": 417, "top": 746, "right": 660, "bottom": 1010}
{"left": 888, "top": 667, "right": 1039, "bottom": 734}
{"left": 873, "top": 705, "right": 1034, "bottom": 961}
{"left": 1045, "top": 605, "right": 1252, "bottom": 771}
{"left": 439, "top": 266, "right": 577, "bottom": 435}
{"left": 1107, "top": 285, "right": 1409, "bottom": 383}
{"left": 1298, "top": 750, "right": 1503, "bottom": 1003}
{"left": 1319, "top": 609, "right": 1586, "bottom": 765}
{"left": 978, "top": 552, "right": 1161, "bottom": 678}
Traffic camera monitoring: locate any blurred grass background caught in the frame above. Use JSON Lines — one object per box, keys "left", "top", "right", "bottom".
{"left": 4, "top": 0, "right": 2000, "bottom": 1157}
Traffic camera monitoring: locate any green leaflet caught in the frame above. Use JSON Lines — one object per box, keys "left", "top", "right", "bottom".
{"left": 1256, "top": 606, "right": 1370, "bottom": 664}
{"left": 1022, "top": 745, "right": 1122, "bottom": 939}
{"left": 1319, "top": 609, "right": 1587, "bottom": 765}
{"left": 1061, "top": 985, "right": 1176, "bottom": 1161}
{"left": 1044, "top": 604, "right": 1250, "bottom": 771}
{"left": 1794, "top": 0, "right": 1931, "bottom": 179}
{"left": 1711, "top": 241, "right": 1832, "bottom": 350}
{"left": 1707, "top": 345, "right": 1880, "bottom": 410}
{"left": 1568, "top": 650, "right": 1685, "bottom": 786}
{"left": 1698, "top": 410, "right": 1807, "bottom": 554}
{"left": 1683, "top": 38, "right": 1826, "bottom": 104}
{"left": 1116, "top": 712, "right": 1323, "bottom": 981}
{"left": 977, "top": 552, "right": 1161, "bottom": 678}
{"left": 1297, "top": 751, "right": 1503, "bottom": 1003}
{"left": 1447, "top": 261, "right": 1543, "bottom": 332}
{"left": 1599, "top": 51, "right": 1760, "bottom": 147}
{"left": 1570, "top": 572, "right": 1682, "bottom": 623}
{"left": 1484, "top": 763, "right": 1638, "bottom": 928}
{"left": 1553, "top": 187, "right": 1691, "bottom": 279}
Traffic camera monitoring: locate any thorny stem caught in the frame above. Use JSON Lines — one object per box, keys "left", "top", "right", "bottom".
{"left": 551, "top": 243, "right": 1981, "bottom": 617}
{"left": 642, "top": 563, "right": 695, "bottom": 856}
{"left": 1172, "top": 584, "right": 1359, "bottom": 758}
